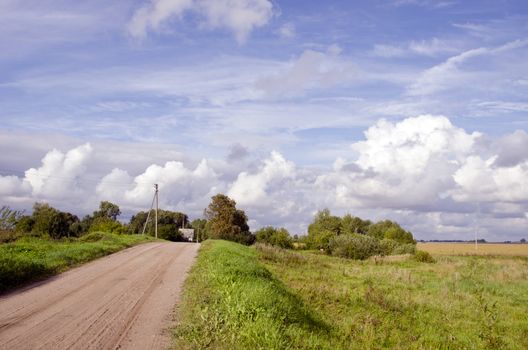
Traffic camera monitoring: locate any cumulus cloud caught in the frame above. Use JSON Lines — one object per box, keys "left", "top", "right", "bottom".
{"left": 228, "top": 151, "right": 294, "bottom": 206}
{"left": 1, "top": 116, "right": 527, "bottom": 240}
{"left": 128, "top": 0, "right": 274, "bottom": 43}
{"left": 23, "top": 143, "right": 93, "bottom": 199}
{"left": 255, "top": 45, "right": 356, "bottom": 98}
{"left": 317, "top": 115, "right": 481, "bottom": 209}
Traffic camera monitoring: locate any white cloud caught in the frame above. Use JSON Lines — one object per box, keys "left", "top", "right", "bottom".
{"left": 372, "top": 38, "right": 458, "bottom": 58}
{"left": 128, "top": 0, "right": 274, "bottom": 43}
{"left": 277, "top": 23, "right": 295, "bottom": 39}
{"left": 255, "top": 45, "right": 356, "bottom": 98}
{"left": 451, "top": 156, "right": 528, "bottom": 203}
{"left": 408, "top": 39, "right": 528, "bottom": 96}
{"left": 228, "top": 151, "right": 295, "bottom": 206}
{"left": 1, "top": 117, "right": 527, "bottom": 239}
{"left": 317, "top": 115, "right": 481, "bottom": 209}
{"left": 24, "top": 143, "right": 93, "bottom": 199}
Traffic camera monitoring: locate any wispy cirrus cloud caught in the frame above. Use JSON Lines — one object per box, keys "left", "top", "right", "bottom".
{"left": 127, "top": 0, "right": 275, "bottom": 43}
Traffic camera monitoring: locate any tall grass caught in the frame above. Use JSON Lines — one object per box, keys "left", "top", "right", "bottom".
{"left": 175, "top": 241, "right": 528, "bottom": 349}
{"left": 0, "top": 232, "right": 154, "bottom": 293}
{"left": 173, "top": 240, "right": 332, "bottom": 349}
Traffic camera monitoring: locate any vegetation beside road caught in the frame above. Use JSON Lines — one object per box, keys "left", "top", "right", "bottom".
{"left": 175, "top": 240, "right": 528, "bottom": 349}
{"left": 0, "top": 232, "right": 154, "bottom": 293}
{"left": 173, "top": 240, "right": 332, "bottom": 349}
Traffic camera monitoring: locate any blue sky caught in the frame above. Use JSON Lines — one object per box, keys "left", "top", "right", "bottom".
{"left": 1, "top": 0, "right": 527, "bottom": 240}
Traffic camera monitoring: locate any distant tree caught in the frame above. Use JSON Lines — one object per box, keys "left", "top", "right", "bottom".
{"left": 31, "top": 202, "right": 79, "bottom": 239}
{"left": 341, "top": 214, "right": 371, "bottom": 235}
{"left": 521, "top": 238, "right": 526, "bottom": 244}
{"left": 89, "top": 216, "right": 125, "bottom": 234}
{"left": 129, "top": 209, "right": 188, "bottom": 241}
{"left": 191, "top": 218, "right": 208, "bottom": 242}
{"left": 204, "top": 194, "right": 254, "bottom": 245}
{"left": 93, "top": 201, "right": 121, "bottom": 221}
{"left": 306, "top": 209, "right": 342, "bottom": 250}
{"left": 15, "top": 215, "right": 35, "bottom": 233}
{"left": 0, "top": 206, "right": 24, "bottom": 231}
{"left": 255, "top": 226, "right": 293, "bottom": 249}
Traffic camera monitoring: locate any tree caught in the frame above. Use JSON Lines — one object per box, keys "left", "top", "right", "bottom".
{"left": 0, "top": 206, "right": 24, "bottom": 231}
{"left": 31, "top": 202, "right": 79, "bottom": 239}
{"left": 129, "top": 209, "right": 188, "bottom": 241}
{"left": 255, "top": 226, "right": 293, "bottom": 249}
{"left": 306, "top": 209, "right": 342, "bottom": 250}
{"left": 341, "top": 214, "right": 371, "bottom": 235}
{"left": 204, "top": 194, "right": 254, "bottom": 245}
{"left": 93, "top": 201, "right": 121, "bottom": 221}
{"left": 191, "top": 218, "right": 208, "bottom": 242}
{"left": 521, "top": 238, "right": 526, "bottom": 244}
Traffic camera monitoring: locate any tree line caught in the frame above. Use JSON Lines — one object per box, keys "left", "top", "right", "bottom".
{"left": 1, "top": 194, "right": 421, "bottom": 261}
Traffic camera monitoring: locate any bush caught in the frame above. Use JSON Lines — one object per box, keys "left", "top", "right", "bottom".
{"left": 255, "top": 227, "right": 293, "bottom": 249}
{"left": 414, "top": 250, "right": 435, "bottom": 263}
{"left": 379, "top": 239, "right": 399, "bottom": 256}
{"left": 392, "top": 243, "right": 416, "bottom": 255}
{"left": 328, "top": 234, "right": 382, "bottom": 260}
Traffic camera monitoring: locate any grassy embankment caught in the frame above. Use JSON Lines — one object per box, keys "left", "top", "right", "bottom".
{"left": 175, "top": 240, "right": 528, "bottom": 349}
{"left": 0, "top": 232, "right": 155, "bottom": 293}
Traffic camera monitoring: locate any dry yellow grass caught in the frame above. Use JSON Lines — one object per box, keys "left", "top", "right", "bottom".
{"left": 417, "top": 242, "right": 528, "bottom": 256}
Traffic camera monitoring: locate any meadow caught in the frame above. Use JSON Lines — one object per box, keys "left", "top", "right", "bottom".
{"left": 418, "top": 242, "right": 528, "bottom": 256}
{"left": 174, "top": 240, "right": 528, "bottom": 349}
{"left": 0, "top": 232, "right": 154, "bottom": 293}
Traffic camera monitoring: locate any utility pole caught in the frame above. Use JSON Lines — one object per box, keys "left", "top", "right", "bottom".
{"left": 141, "top": 183, "right": 159, "bottom": 238}
{"left": 155, "top": 184, "right": 158, "bottom": 239}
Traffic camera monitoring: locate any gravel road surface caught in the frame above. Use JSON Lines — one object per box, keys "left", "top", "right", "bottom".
{"left": 0, "top": 242, "right": 199, "bottom": 350}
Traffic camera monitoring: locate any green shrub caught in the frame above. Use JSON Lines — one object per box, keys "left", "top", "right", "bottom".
{"left": 379, "top": 239, "right": 399, "bottom": 256}
{"left": 328, "top": 234, "right": 382, "bottom": 260}
{"left": 393, "top": 243, "right": 417, "bottom": 255}
{"left": 414, "top": 250, "right": 435, "bottom": 263}
{"left": 255, "top": 226, "right": 294, "bottom": 249}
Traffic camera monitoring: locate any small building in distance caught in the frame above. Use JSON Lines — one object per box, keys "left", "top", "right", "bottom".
{"left": 179, "top": 228, "right": 195, "bottom": 242}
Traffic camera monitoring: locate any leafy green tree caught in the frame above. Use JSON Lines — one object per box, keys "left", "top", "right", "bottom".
{"left": 384, "top": 225, "right": 415, "bottom": 244}
{"left": 89, "top": 216, "right": 126, "bottom": 234}
{"left": 129, "top": 209, "right": 188, "bottom": 241}
{"left": 93, "top": 201, "right": 121, "bottom": 221}
{"left": 340, "top": 214, "right": 371, "bottom": 235}
{"left": 15, "top": 215, "right": 35, "bottom": 233}
{"left": 0, "top": 206, "right": 24, "bottom": 231}
{"left": 191, "top": 218, "right": 208, "bottom": 242}
{"left": 31, "top": 203, "right": 79, "bottom": 239}
{"left": 204, "top": 194, "right": 254, "bottom": 245}
{"left": 255, "top": 226, "right": 293, "bottom": 249}
{"left": 306, "top": 209, "right": 342, "bottom": 250}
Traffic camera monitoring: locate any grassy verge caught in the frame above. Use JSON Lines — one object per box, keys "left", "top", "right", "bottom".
{"left": 175, "top": 241, "right": 528, "bottom": 349}
{"left": 173, "top": 240, "right": 332, "bottom": 349}
{"left": 0, "top": 232, "right": 155, "bottom": 293}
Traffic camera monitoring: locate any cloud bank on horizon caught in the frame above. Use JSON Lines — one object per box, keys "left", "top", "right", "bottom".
{"left": 1, "top": 116, "right": 527, "bottom": 241}
{"left": 1, "top": 0, "right": 527, "bottom": 240}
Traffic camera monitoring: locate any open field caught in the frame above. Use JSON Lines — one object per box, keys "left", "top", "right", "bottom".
{"left": 0, "top": 232, "right": 155, "bottom": 293}
{"left": 418, "top": 242, "right": 528, "bottom": 256}
{"left": 175, "top": 240, "right": 528, "bottom": 349}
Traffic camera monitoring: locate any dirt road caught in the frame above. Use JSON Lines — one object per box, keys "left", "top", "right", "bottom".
{"left": 0, "top": 242, "right": 199, "bottom": 350}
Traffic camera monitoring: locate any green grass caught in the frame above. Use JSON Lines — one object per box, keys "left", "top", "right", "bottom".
{"left": 174, "top": 241, "right": 528, "bottom": 349}
{"left": 173, "top": 240, "right": 332, "bottom": 349}
{"left": 0, "top": 232, "right": 155, "bottom": 293}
